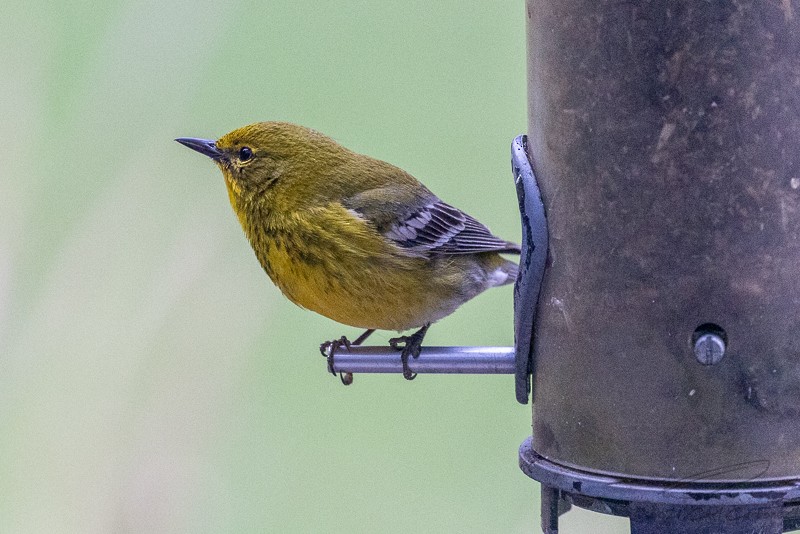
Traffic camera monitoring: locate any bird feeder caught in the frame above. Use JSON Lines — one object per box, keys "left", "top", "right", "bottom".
{"left": 518, "top": 0, "right": 800, "bottom": 531}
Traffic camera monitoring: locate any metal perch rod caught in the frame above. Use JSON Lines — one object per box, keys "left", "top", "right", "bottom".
{"left": 327, "top": 346, "right": 515, "bottom": 375}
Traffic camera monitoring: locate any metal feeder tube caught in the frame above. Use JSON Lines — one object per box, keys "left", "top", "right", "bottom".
{"left": 517, "top": 0, "right": 800, "bottom": 531}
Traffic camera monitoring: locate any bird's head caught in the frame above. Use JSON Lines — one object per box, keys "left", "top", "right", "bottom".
{"left": 176, "top": 121, "right": 348, "bottom": 203}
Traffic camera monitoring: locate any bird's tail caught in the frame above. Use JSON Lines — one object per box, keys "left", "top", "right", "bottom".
{"left": 486, "top": 256, "right": 519, "bottom": 287}
{"left": 504, "top": 260, "right": 519, "bottom": 285}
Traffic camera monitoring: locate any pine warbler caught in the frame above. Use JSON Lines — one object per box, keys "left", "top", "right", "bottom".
{"left": 176, "top": 122, "right": 519, "bottom": 380}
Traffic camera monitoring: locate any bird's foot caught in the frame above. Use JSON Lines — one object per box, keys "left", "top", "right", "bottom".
{"left": 320, "top": 336, "right": 353, "bottom": 385}
{"left": 389, "top": 324, "right": 430, "bottom": 380}
{"left": 320, "top": 329, "right": 374, "bottom": 386}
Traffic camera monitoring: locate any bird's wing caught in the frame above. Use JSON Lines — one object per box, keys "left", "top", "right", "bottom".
{"left": 343, "top": 187, "right": 520, "bottom": 256}
{"left": 383, "top": 200, "right": 520, "bottom": 255}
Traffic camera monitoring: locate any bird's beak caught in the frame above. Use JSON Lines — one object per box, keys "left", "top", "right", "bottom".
{"left": 175, "top": 137, "right": 224, "bottom": 160}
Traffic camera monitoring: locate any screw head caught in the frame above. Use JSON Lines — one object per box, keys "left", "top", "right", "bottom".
{"left": 694, "top": 333, "right": 726, "bottom": 365}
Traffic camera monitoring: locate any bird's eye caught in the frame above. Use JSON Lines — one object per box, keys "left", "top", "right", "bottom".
{"left": 239, "top": 146, "right": 253, "bottom": 162}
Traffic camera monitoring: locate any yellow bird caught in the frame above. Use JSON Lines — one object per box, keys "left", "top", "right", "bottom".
{"left": 177, "top": 122, "right": 519, "bottom": 380}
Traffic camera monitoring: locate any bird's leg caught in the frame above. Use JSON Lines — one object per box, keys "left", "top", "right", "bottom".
{"left": 320, "top": 329, "right": 375, "bottom": 385}
{"left": 350, "top": 328, "right": 376, "bottom": 346}
{"left": 389, "top": 324, "right": 430, "bottom": 380}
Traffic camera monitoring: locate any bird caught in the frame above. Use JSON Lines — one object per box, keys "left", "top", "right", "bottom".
{"left": 176, "top": 122, "right": 520, "bottom": 381}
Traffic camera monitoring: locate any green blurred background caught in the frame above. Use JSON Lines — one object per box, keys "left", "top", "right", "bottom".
{"left": 0, "top": 1, "right": 626, "bottom": 532}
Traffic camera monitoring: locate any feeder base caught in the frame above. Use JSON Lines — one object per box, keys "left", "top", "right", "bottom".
{"left": 519, "top": 437, "right": 800, "bottom": 533}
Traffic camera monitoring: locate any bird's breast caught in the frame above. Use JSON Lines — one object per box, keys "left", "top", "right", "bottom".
{"left": 238, "top": 206, "right": 497, "bottom": 331}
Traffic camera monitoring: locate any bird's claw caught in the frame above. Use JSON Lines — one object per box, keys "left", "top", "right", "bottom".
{"left": 319, "top": 329, "right": 375, "bottom": 386}
{"left": 320, "top": 336, "right": 353, "bottom": 385}
{"left": 388, "top": 334, "right": 423, "bottom": 381}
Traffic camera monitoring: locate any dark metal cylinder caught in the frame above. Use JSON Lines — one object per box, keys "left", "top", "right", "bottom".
{"left": 526, "top": 0, "right": 800, "bottom": 481}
